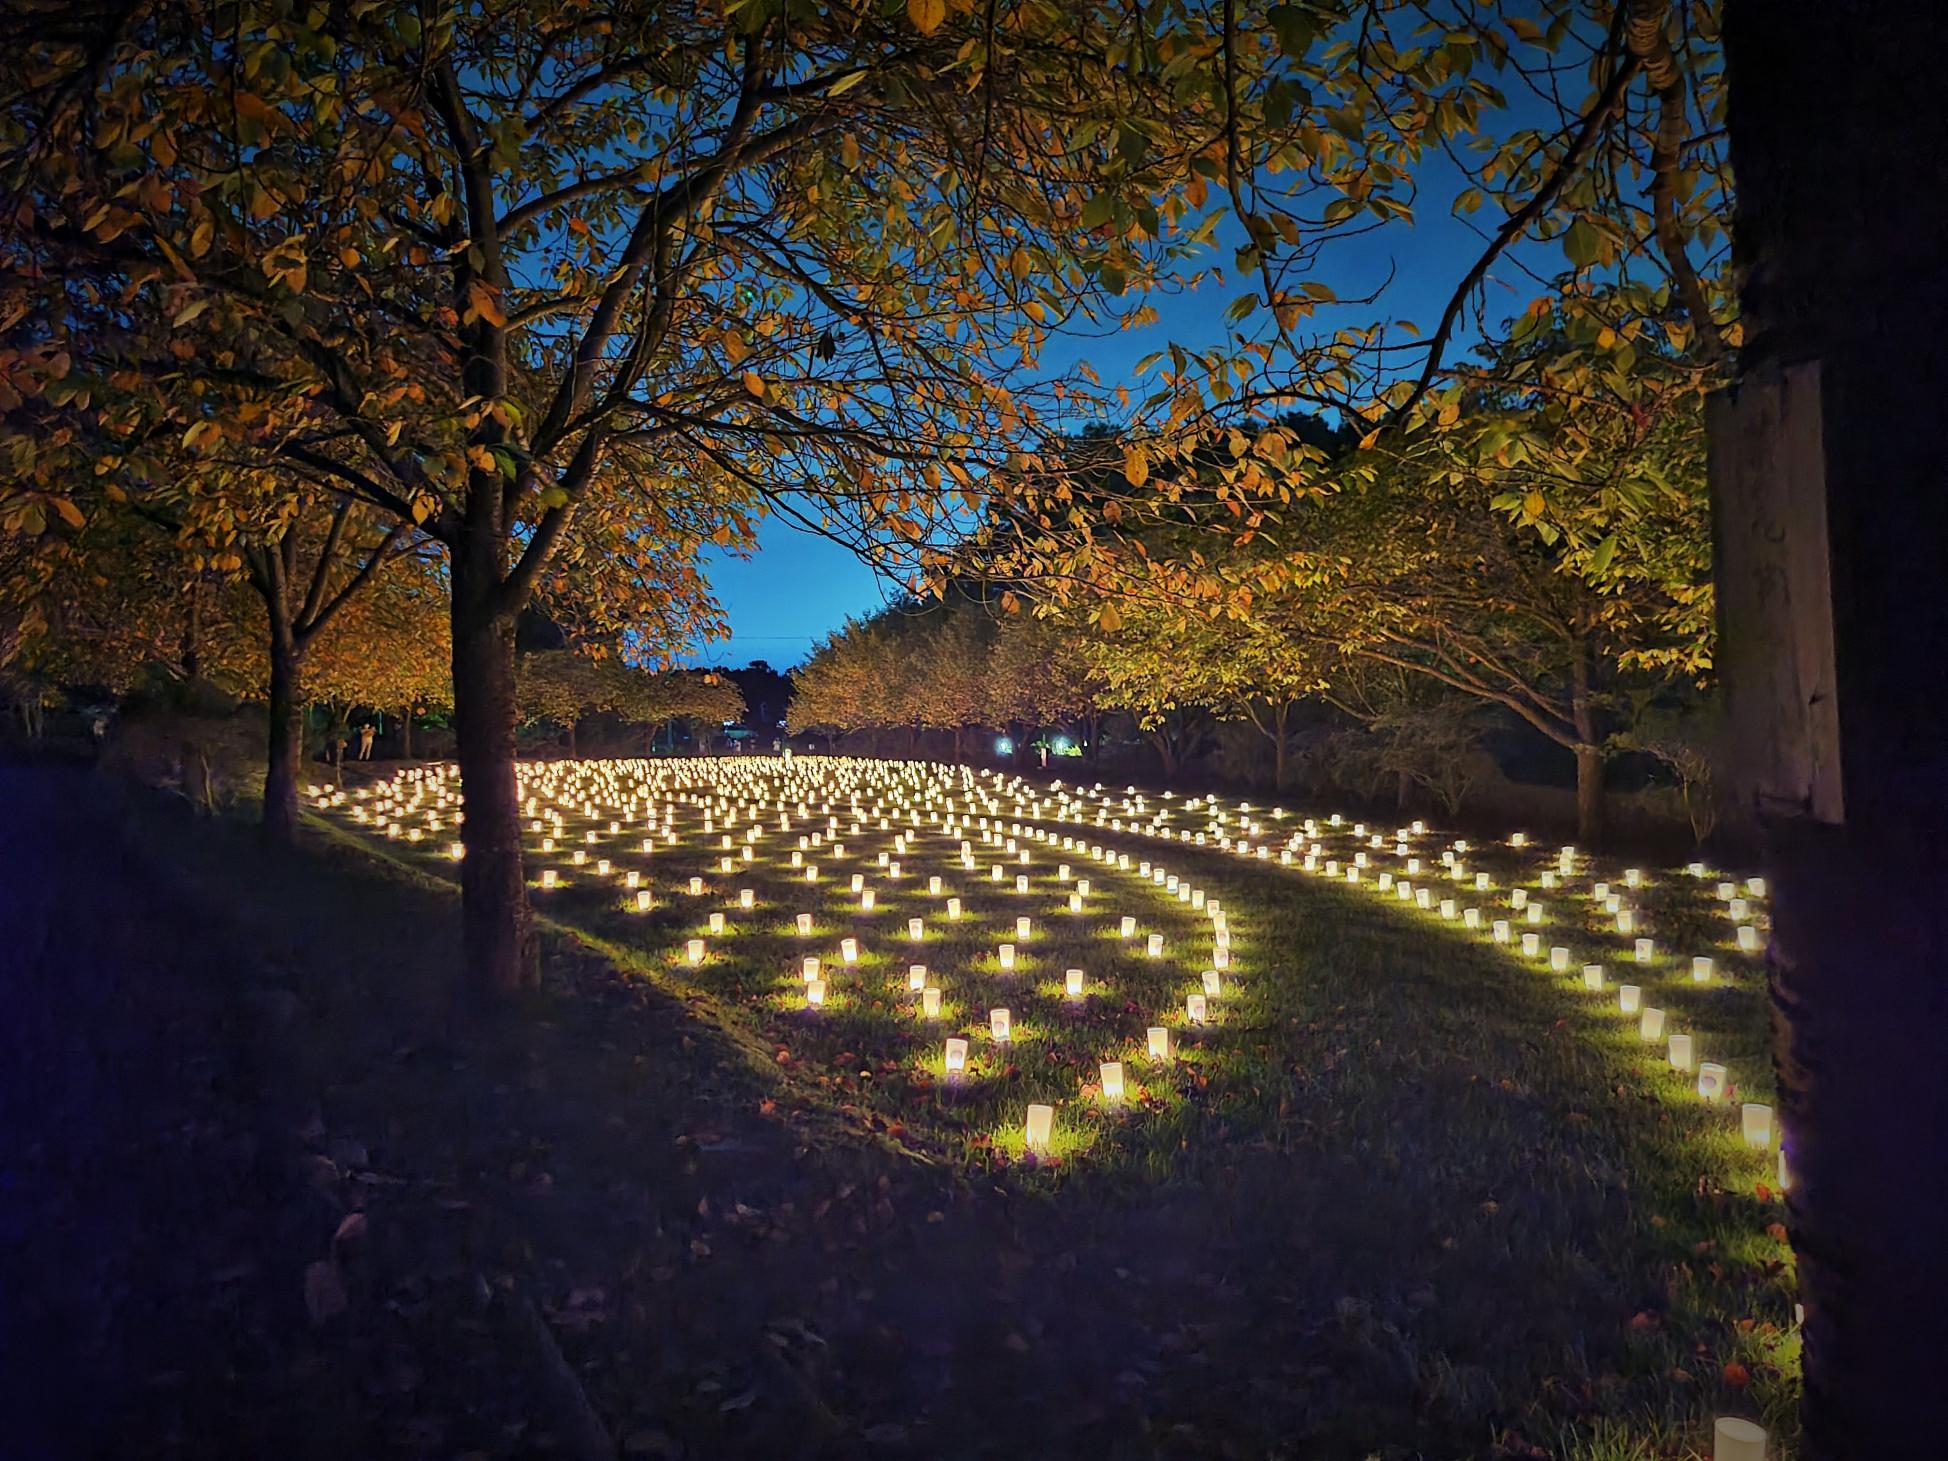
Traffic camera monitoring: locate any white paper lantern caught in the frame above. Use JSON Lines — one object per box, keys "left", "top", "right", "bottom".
{"left": 1619, "top": 983, "right": 1641, "bottom": 1014}
{"left": 1100, "top": 1061, "right": 1125, "bottom": 1100}
{"left": 1024, "top": 1103, "right": 1054, "bottom": 1152}
{"left": 1146, "top": 1026, "right": 1171, "bottom": 1060}
{"left": 990, "top": 1008, "right": 1012, "bottom": 1042}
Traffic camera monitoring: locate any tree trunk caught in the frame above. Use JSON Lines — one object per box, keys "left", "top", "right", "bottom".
{"left": 1717, "top": 6, "right": 1948, "bottom": 1453}
{"left": 1271, "top": 702, "right": 1290, "bottom": 790}
{"left": 1572, "top": 744, "right": 1605, "bottom": 848}
{"left": 451, "top": 549, "right": 537, "bottom": 997}
{"left": 262, "top": 635, "right": 305, "bottom": 846}
{"left": 400, "top": 709, "right": 413, "bottom": 761}
{"left": 565, "top": 718, "right": 577, "bottom": 758}
{"left": 1568, "top": 641, "right": 1606, "bottom": 847}
{"left": 181, "top": 574, "right": 203, "bottom": 682}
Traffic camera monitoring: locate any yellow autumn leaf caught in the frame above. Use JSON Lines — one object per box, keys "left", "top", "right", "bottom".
{"left": 466, "top": 280, "right": 508, "bottom": 329}
{"left": 1523, "top": 491, "right": 1546, "bottom": 518}
{"left": 1123, "top": 444, "right": 1149, "bottom": 487}
{"left": 908, "top": 0, "right": 946, "bottom": 36}
{"left": 742, "top": 371, "right": 766, "bottom": 399}
{"left": 1098, "top": 602, "right": 1122, "bottom": 632}
{"left": 722, "top": 331, "right": 749, "bottom": 364}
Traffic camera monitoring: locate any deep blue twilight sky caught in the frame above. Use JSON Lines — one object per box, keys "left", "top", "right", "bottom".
{"left": 689, "top": 147, "right": 1534, "bottom": 671}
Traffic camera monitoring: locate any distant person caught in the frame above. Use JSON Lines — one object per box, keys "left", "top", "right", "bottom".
{"left": 357, "top": 723, "right": 375, "bottom": 760}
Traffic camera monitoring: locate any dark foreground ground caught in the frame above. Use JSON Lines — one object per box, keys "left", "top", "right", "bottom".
{"left": 0, "top": 767, "right": 1784, "bottom": 1460}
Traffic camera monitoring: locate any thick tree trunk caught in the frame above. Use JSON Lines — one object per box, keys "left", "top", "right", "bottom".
{"left": 399, "top": 709, "right": 413, "bottom": 761}
{"left": 452, "top": 551, "right": 537, "bottom": 997}
{"left": 1572, "top": 744, "right": 1605, "bottom": 848}
{"left": 565, "top": 719, "right": 577, "bottom": 758}
{"left": 1718, "top": 6, "right": 1948, "bottom": 1453}
{"left": 1569, "top": 642, "right": 1606, "bottom": 847}
{"left": 262, "top": 636, "right": 304, "bottom": 846}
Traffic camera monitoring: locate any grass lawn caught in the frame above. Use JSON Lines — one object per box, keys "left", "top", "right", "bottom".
{"left": 286, "top": 755, "right": 1797, "bottom": 1458}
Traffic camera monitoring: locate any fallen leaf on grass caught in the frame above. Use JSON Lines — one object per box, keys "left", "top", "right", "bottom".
{"left": 1722, "top": 1360, "right": 1751, "bottom": 1388}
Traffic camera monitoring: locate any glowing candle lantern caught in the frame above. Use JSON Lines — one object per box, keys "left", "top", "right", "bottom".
{"left": 1692, "top": 955, "right": 1715, "bottom": 983}
{"left": 1540, "top": 871, "right": 1557, "bottom": 890}
{"left": 840, "top": 937, "right": 858, "bottom": 964}
{"left": 1741, "top": 1103, "right": 1774, "bottom": 1149}
{"left": 1610, "top": 898, "right": 1627, "bottom": 920}
{"left": 990, "top": 1008, "right": 1012, "bottom": 1042}
{"left": 688, "top": 876, "right": 704, "bottom": 896}
{"left": 1640, "top": 1006, "right": 1667, "bottom": 1041}
{"left": 928, "top": 875, "right": 942, "bottom": 895}
{"left": 1583, "top": 964, "right": 1605, "bottom": 991}
{"left": 1058, "top": 864, "right": 1071, "bottom": 881}
{"left": 1619, "top": 983, "right": 1642, "bottom": 1014}
{"left": 1475, "top": 872, "right": 1491, "bottom": 892}
{"left": 1712, "top": 1417, "right": 1767, "bottom": 1461}
{"left": 1747, "top": 876, "right": 1768, "bottom": 898}
{"left": 1119, "top": 916, "right": 1136, "bottom": 939}
{"left": 594, "top": 858, "right": 611, "bottom": 876}
{"left": 1440, "top": 898, "right": 1456, "bottom": 921}
{"left": 1417, "top": 889, "right": 1433, "bottom": 910}
{"left": 1737, "top": 925, "right": 1760, "bottom": 952}
{"left": 686, "top": 938, "right": 706, "bottom": 965}
{"left": 1668, "top": 1033, "right": 1694, "bottom": 1072}
{"left": 572, "top": 850, "right": 587, "bottom": 866}
{"left": 1146, "top": 933, "right": 1164, "bottom": 958}
{"left": 1100, "top": 1061, "right": 1125, "bottom": 1100}
{"left": 1066, "top": 968, "right": 1085, "bottom": 998}
{"left": 1697, "top": 1062, "right": 1727, "bottom": 1101}
{"left": 1212, "top": 946, "right": 1230, "bottom": 970}
{"left": 795, "top": 912, "right": 813, "bottom": 936}
{"left": 1521, "top": 933, "right": 1540, "bottom": 957}
{"left": 1730, "top": 897, "right": 1750, "bottom": 921}
{"left": 922, "top": 987, "right": 942, "bottom": 1019}
{"left": 635, "top": 889, "right": 653, "bottom": 912}
{"left": 740, "top": 888, "right": 755, "bottom": 909}
{"left": 1186, "top": 993, "right": 1209, "bottom": 1025}
{"left": 991, "top": 866, "right": 1004, "bottom": 883}
{"left": 805, "top": 866, "right": 819, "bottom": 883}
{"left": 902, "top": 917, "right": 921, "bottom": 942}
{"left": 1147, "top": 1026, "right": 1171, "bottom": 1060}
{"left": 1463, "top": 907, "right": 1481, "bottom": 930}
{"left": 708, "top": 912, "right": 726, "bottom": 935}
{"left": 1594, "top": 881, "right": 1610, "bottom": 901}
{"left": 1077, "top": 879, "right": 1090, "bottom": 897}
{"left": 943, "top": 1036, "right": 967, "bottom": 1073}
{"left": 998, "top": 943, "right": 1016, "bottom": 970}
{"left": 850, "top": 873, "right": 865, "bottom": 893}
{"left": 1624, "top": 868, "right": 1643, "bottom": 889}
{"left": 540, "top": 869, "right": 558, "bottom": 889}
{"left": 908, "top": 964, "right": 927, "bottom": 991}
{"left": 1634, "top": 938, "right": 1654, "bottom": 963}
{"left": 947, "top": 897, "right": 962, "bottom": 919}
{"left": 1511, "top": 889, "right": 1528, "bottom": 910}
{"left": 1024, "top": 1104, "right": 1054, "bottom": 1152}
{"left": 1068, "top": 892, "right": 1084, "bottom": 913}
{"left": 542, "top": 838, "right": 555, "bottom": 853}
{"left": 860, "top": 890, "right": 876, "bottom": 912}
{"left": 801, "top": 955, "right": 822, "bottom": 981}
{"left": 1016, "top": 916, "right": 1032, "bottom": 940}
{"left": 1527, "top": 904, "right": 1544, "bottom": 925}
{"left": 1717, "top": 880, "right": 1738, "bottom": 900}
{"left": 1377, "top": 873, "right": 1393, "bottom": 891}
{"left": 805, "top": 979, "right": 826, "bottom": 1007}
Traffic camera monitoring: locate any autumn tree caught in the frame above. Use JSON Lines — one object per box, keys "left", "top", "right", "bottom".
{"left": 8, "top": 0, "right": 1385, "bottom": 993}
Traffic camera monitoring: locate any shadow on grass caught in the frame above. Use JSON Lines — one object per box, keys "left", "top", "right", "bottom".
{"left": 8, "top": 769, "right": 1792, "bottom": 1459}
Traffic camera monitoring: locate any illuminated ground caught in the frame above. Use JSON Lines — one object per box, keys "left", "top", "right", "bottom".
{"left": 4, "top": 761, "right": 1798, "bottom": 1459}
